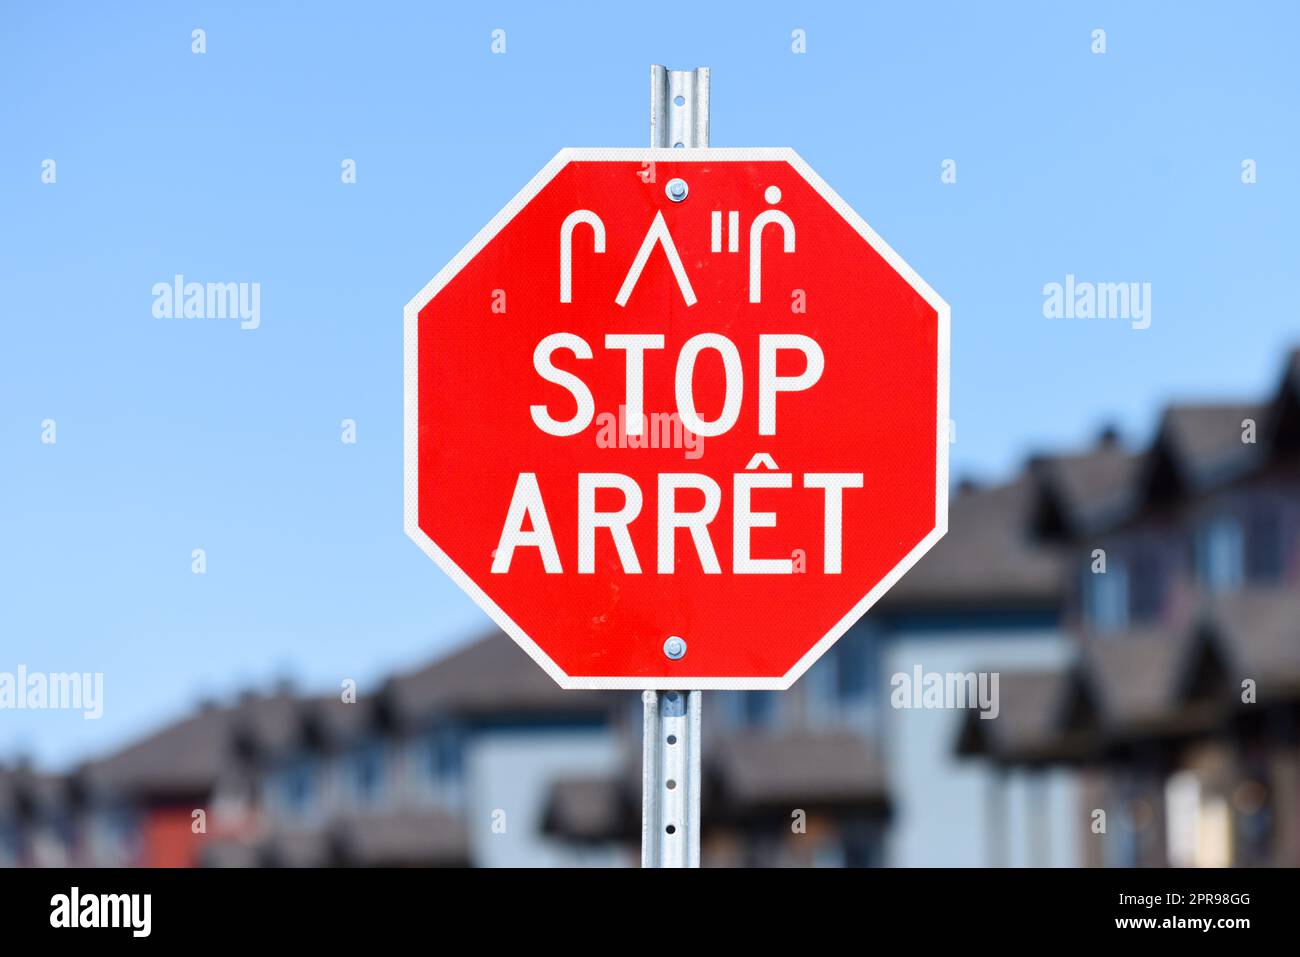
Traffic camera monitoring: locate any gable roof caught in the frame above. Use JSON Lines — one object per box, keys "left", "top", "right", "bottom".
{"left": 230, "top": 692, "right": 307, "bottom": 760}
{"left": 1079, "top": 628, "right": 1193, "bottom": 733}
{"left": 1021, "top": 350, "right": 1300, "bottom": 543}
{"left": 0, "top": 765, "right": 66, "bottom": 821}
{"left": 76, "top": 706, "right": 237, "bottom": 802}
{"left": 541, "top": 727, "right": 890, "bottom": 844}
{"left": 380, "top": 631, "right": 617, "bottom": 727}
{"left": 330, "top": 808, "right": 469, "bottom": 867}
{"left": 1202, "top": 588, "right": 1300, "bottom": 695}
{"left": 708, "top": 730, "right": 888, "bottom": 811}
{"left": 76, "top": 691, "right": 296, "bottom": 803}
{"left": 879, "top": 475, "right": 1065, "bottom": 613}
{"left": 955, "top": 669, "right": 1094, "bottom": 765}
{"left": 1264, "top": 348, "right": 1300, "bottom": 453}
{"left": 71, "top": 633, "right": 622, "bottom": 804}
{"left": 541, "top": 776, "right": 634, "bottom": 843}
{"left": 1141, "top": 404, "right": 1263, "bottom": 503}
{"left": 957, "top": 581, "right": 1300, "bottom": 768}
{"left": 1029, "top": 442, "right": 1145, "bottom": 538}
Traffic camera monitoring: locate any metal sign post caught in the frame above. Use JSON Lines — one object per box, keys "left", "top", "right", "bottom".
{"left": 641, "top": 688, "right": 702, "bottom": 867}
{"left": 641, "top": 65, "right": 708, "bottom": 869}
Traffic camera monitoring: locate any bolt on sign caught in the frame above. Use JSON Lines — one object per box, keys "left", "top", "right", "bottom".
{"left": 405, "top": 148, "right": 949, "bottom": 689}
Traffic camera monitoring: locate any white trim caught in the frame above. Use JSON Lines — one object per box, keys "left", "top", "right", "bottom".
{"left": 404, "top": 148, "right": 950, "bottom": 690}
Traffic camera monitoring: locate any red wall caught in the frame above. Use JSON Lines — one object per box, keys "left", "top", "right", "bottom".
{"left": 137, "top": 805, "right": 202, "bottom": 868}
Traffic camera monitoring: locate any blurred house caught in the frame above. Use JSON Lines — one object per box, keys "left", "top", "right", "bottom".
{"left": 0, "top": 464, "right": 1081, "bottom": 868}
{"left": 0, "top": 763, "right": 71, "bottom": 867}
{"left": 21, "top": 353, "right": 1300, "bottom": 866}
{"left": 960, "top": 350, "right": 1300, "bottom": 867}
{"left": 197, "top": 638, "right": 630, "bottom": 867}
{"left": 68, "top": 691, "right": 296, "bottom": 866}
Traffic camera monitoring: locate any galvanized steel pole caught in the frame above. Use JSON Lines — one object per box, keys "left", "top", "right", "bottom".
{"left": 641, "top": 64, "right": 708, "bottom": 869}
{"left": 650, "top": 64, "right": 709, "bottom": 148}
{"left": 641, "top": 688, "right": 702, "bottom": 867}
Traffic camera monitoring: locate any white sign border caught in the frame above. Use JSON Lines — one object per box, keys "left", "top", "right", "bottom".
{"left": 404, "top": 147, "right": 950, "bottom": 690}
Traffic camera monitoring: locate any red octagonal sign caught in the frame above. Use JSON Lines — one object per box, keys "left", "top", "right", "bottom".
{"left": 405, "top": 148, "right": 949, "bottom": 689}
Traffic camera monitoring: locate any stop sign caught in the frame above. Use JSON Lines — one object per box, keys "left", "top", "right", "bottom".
{"left": 405, "top": 148, "right": 948, "bottom": 689}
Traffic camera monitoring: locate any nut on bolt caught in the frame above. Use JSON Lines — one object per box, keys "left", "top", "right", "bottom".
{"left": 665, "top": 178, "right": 689, "bottom": 202}
{"left": 663, "top": 636, "right": 687, "bottom": 660}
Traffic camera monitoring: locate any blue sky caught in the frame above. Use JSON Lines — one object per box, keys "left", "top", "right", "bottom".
{"left": 2, "top": 1, "right": 1297, "bottom": 766}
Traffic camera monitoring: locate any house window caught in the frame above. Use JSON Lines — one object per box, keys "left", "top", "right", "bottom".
{"left": 351, "top": 743, "right": 385, "bottom": 805}
{"left": 1084, "top": 559, "right": 1129, "bottom": 633}
{"left": 1196, "top": 516, "right": 1243, "bottom": 593}
{"left": 1128, "top": 544, "right": 1167, "bottom": 623}
{"left": 835, "top": 630, "right": 871, "bottom": 702}
{"left": 276, "top": 758, "right": 318, "bottom": 817}
{"left": 428, "top": 729, "right": 464, "bottom": 783}
{"left": 741, "top": 691, "right": 776, "bottom": 727}
{"left": 92, "top": 809, "right": 139, "bottom": 867}
{"left": 1245, "top": 503, "right": 1285, "bottom": 583}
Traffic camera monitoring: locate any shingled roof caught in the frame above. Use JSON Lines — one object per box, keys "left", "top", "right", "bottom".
{"left": 1202, "top": 588, "right": 1300, "bottom": 696}
{"left": 879, "top": 475, "right": 1065, "bottom": 613}
{"left": 70, "top": 632, "right": 626, "bottom": 808}
{"left": 955, "top": 669, "right": 1097, "bottom": 765}
{"left": 76, "top": 691, "right": 298, "bottom": 803}
{"left": 1029, "top": 439, "right": 1146, "bottom": 538}
{"left": 1022, "top": 363, "right": 1293, "bottom": 545}
{"left": 379, "top": 631, "right": 617, "bottom": 727}
{"left": 541, "top": 776, "right": 634, "bottom": 843}
{"left": 1079, "top": 628, "right": 1201, "bottom": 735}
{"left": 708, "top": 730, "right": 888, "bottom": 812}
{"left": 229, "top": 692, "right": 306, "bottom": 760}
{"left": 1142, "top": 403, "right": 1263, "bottom": 502}
{"left": 957, "top": 637, "right": 1209, "bottom": 768}
{"left": 76, "top": 706, "right": 237, "bottom": 802}
{"left": 958, "top": 580, "right": 1300, "bottom": 768}
{"left": 541, "top": 727, "right": 890, "bottom": 844}
{"left": 330, "top": 809, "right": 469, "bottom": 867}
{"left": 1264, "top": 348, "right": 1300, "bottom": 452}
{"left": 237, "top": 693, "right": 383, "bottom": 763}
{"left": 0, "top": 765, "right": 65, "bottom": 822}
